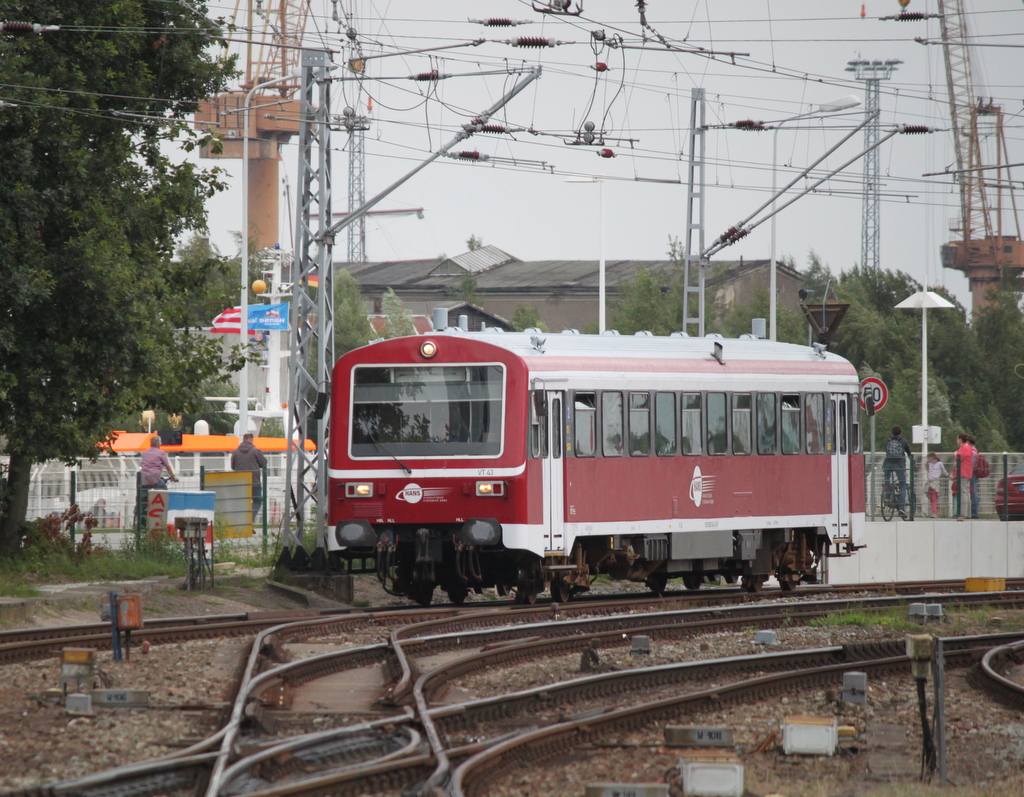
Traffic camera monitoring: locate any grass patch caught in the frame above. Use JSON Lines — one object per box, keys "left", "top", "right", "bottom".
{"left": 808, "top": 606, "right": 919, "bottom": 632}
{"left": 0, "top": 523, "right": 189, "bottom": 597}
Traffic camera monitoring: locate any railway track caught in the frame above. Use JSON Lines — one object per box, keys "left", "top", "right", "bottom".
{"left": 5, "top": 583, "right": 1024, "bottom": 797}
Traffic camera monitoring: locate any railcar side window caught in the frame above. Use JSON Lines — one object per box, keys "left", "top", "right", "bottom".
{"left": 681, "top": 393, "right": 702, "bottom": 454}
{"left": 707, "top": 392, "right": 727, "bottom": 454}
{"left": 551, "top": 397, "right": 562, "bottom": 459}
{"left": 655, "top": 393, "right": 677, "bottom": 455}
{"left": 351, "top": 364, "right": 503, "bottom": 457}
{"left": 805, "top": 393, "right": 825, "bottom": 454}
{"left": 732, "top": 393, "right": 752, "bottom": 455}
{"left": 851, "top": 397, "right": 862, "bottom": 454}
{"left": 629, "top": 392, "right": 651, "bottom": 456}
{"left": 602, "top": 392, "right": 624, "bottom": 456}
{"left": 756, "top": 393, "right": 777, "bottom": 454}
{"left": 530, "top": 397, "right": 548, "bottom": 458}
{"left": 781, "top": 393, "right": 801, "bottom": 454}
{"left": 838, "top": 398, "right": 848, "bottom": 455}
{"left": 574, "top": 393, "right": 597, "bottom": 457}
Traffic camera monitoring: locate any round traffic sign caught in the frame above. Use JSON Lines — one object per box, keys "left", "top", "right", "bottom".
{"left": 860, "top": 377, "right": 888, "bottom": 413}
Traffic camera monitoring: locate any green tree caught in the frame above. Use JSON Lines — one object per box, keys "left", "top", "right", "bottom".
{"left": 460, "top": 273, "right": 479, "bottom": 304}
{"left": 610, "top": 267, "right": 682, "bottom": 335}
{"left": 511, "top": 304, "right": 548, "bottom": 332}
{"left": 381, "top": 288, "right": 417, "bottom": 338}
{"left": 466, "top": 235, "right": 483, "bottom": 251}
{"left": 0, "top": 2, "right": 239, "bottom": 552}
{"left": 334, "top": 269, "right": 372, "bottom": 355}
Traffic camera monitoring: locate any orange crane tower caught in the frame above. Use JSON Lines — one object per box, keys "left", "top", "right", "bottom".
{"left": 932, "top": 0, "right": 1024, "bottom": 309}
{"left": 194, "top": 1, "right": 308, "bottom": 252}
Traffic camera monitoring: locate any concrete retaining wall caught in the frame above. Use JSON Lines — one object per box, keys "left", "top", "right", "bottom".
{"left": 828, "top": 519, "right": 1024, "bottom": 584}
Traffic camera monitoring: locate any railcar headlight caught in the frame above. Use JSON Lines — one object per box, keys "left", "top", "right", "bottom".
{"left": 420, "top": 340, "right": 437, "bottom": 358}
{"left": 475, "top": 481, "right": 506, "bottom": 497}
{"left": 345, "top": 482, "right": 374, "bottom": 498}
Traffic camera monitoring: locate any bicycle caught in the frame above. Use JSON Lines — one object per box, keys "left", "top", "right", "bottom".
{"left": 880, "top": 477, "right": 899, "bottom": 522}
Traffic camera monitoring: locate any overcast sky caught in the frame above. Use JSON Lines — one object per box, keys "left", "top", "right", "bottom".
{"left": 199, "top": 0, "right": 1024, "bottom": 312}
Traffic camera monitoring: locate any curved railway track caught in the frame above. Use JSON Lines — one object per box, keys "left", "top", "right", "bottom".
{"left": 5, "top": 583, "right": 1024, "bottom": 797}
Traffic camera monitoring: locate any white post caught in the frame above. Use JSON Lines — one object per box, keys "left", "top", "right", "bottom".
{"left": 598, "top": 177, "right": 606, "bottom": 334}
{"left": 922, "top": 305, "right": 928, "bottom": 464}
{"left": 770, "top": 128, "right": 780, "bottom": 341}
{"left": 239, "top": 73, "right": 300, "bottom": 438}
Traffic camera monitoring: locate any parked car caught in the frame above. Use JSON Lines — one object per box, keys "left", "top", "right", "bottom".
{"left": 995, "top": 459, "right": 1024, "bottom": 520}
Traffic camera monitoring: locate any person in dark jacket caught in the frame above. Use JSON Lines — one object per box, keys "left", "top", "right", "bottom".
{"left": 231, "top": 433, "right": 268, "bottom": 522}
{"left": 883, "top": 425, "right": 913, "bottom": 519}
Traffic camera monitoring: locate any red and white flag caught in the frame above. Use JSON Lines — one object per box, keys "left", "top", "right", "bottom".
{"left": 210, "top": 306, "right": 252, "bottom": 334}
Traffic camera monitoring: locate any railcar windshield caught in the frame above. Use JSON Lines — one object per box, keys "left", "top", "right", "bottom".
{"left": 351, "top": 364, "right": 504, "bottom": 457}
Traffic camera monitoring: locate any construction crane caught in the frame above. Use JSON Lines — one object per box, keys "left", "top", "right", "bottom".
{"left": 931, "top": 0, "right": 1024, "bottom": 309}
{"left": 194, "top": 1, "right": 309, "bottom": 251}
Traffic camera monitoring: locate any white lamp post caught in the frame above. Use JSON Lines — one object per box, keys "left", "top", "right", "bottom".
{"left": 895, "top": 290, "right": 955, "bottom": 465}
{"left": 768, "top": 95, "right": 861, "bottom": 340}
{"left": 566, "top": 176, "right": 606, "bottom": 333}
{"left": 236, "top": 73, "right": 300, "bottom": 437}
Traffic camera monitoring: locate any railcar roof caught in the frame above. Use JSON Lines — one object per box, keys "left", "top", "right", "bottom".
{"left": 371, "top": 328, "right": 854, "bottom": 368}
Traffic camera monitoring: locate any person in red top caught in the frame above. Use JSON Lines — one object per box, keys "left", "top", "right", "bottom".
{"left": 954, "top": 432, "right": 974, "bottom": 516}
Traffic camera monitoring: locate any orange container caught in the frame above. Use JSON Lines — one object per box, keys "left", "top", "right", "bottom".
{"left": 116, "top": 594, "right": 144, "bottom": 630}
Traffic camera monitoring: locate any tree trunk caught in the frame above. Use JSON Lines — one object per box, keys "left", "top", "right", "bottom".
{"left": 0, "top": 453, "right": 32, "bottom": 556}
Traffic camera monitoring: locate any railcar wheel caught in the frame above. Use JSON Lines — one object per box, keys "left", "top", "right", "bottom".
{"left": 445, "top": 582, "right": 469, "bottom": 605}
{"left": 514, "top": 587, "right": 538, "bottom": 605}
{"left": 777, "top": 574, "right": 799, "bottom": 592}
{"left": 681, "top": 573, "right": 702, "bottom": 591}
{"left": 645, "top": 572, "right": 669, "bottom": 596}
{"left": 550, "top": 576, "right": 572, "bottom": 603}
{"left": 741, "top": 575, "right": 765, "bottom": 593}
{"left": 409, "top": 581, "right": 434, "bottom": 606}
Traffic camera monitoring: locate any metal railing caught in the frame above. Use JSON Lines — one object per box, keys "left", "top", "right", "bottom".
{"left": 865, "top": 451, "right": 1019, "bottom": 521}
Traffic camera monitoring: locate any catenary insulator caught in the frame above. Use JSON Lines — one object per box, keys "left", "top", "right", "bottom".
{"left": 895, "top": 12, "right": 925, "bottom": 20}
{"left": 455, "top": 151, "right": 489, "bottom": 161}
{"left": 0, "top": 21, "right": 57, "bottom": 33}
{"left": 597, "top": 148, "right": 615, "bottom": 158}
{"left": 593, "top": 62, "right": 608, "bottom": 72}
{"left": 732, "top": 120, "right": 765, "bottom": 130}
{"left": 511, "top": 37, "right": 556, "bottom": 48}
{"left": 479, "top": 125, "right": 508, "bottom": 134}
{"left": 900, "top": 124, "right": 930, "bottom": 134}
{"left": 411, "top": 70, "right": 441, "bottom": 81}
{"left": 483, "top": 18, "right": 514, "bottom": 26}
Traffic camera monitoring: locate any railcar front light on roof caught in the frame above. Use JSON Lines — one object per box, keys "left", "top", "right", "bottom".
{"left": 345, "top": 482, "right": 374, "bottom": 498}
{"left": 420, "top": 340, "right": 437, "bottom": 358}
{"left": 475, "top": 481, "right": 506, "bottom": 497}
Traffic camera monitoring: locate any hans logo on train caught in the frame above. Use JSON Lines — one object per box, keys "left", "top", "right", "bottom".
{"left": 396, "top": 484, "right": 423, "bottom": 504}
{"left": 689, "top": 467, "right": 704, "bottom": 507}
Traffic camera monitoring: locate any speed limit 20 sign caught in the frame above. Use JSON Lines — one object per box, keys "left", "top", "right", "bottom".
{"left": 860, "top": 377, "right": 888, "bottom": 414}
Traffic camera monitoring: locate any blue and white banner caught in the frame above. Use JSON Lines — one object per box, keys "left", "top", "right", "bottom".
{"left": 248, "top": 302, "right": 290, "bottom": 331}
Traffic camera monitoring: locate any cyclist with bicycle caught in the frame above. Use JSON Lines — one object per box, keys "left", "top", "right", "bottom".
{"left": 883, "top": 425, "right": 913, "bottom": 520}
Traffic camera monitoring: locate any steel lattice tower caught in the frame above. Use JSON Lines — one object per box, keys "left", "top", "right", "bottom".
{"left": 344, "top": 109, "right": 371, "bottom": 263}
{"left": 283, "top": 49, "right": 334, "bottom": 564}
{"left": 846, "top": 59, "right": 900, "bottom": 271}
{"left": 681, "top": 88, "right": 706, "bottom": 336}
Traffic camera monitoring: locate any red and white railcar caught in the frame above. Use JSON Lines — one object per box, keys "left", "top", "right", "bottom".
{"left": 327, "top": 328, "right": 865, "bottom": 605}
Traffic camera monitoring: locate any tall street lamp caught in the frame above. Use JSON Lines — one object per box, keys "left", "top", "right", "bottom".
{"left": 236, "top": 73, "right": 300, "bottom": 437}
{"left": 895, "top": 290, "right": 955, "bottom": 465}
{"left": 566, "top": 176, "right": 606, "bottom": 333}
{"left": 768, "top": 95, "right": 860, "bottom": 340}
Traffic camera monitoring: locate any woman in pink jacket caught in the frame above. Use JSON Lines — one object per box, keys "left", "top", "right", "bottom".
{"left": 954, "top": 432, "right": 974, "bottom": 515}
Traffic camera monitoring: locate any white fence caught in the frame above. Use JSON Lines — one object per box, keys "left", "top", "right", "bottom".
{"left": 7, "top": 452, "right": 290, "bottom": 531}
{"left": 865, "top": 450, "right": 1020, "bottom": 519}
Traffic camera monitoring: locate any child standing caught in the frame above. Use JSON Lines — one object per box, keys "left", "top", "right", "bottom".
{"left": 926, "top": 451, "right": 949, "bottom": 517}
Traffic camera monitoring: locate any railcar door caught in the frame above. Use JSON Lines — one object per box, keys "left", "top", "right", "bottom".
{"left": 544, "top": 391, "right": 566, "bottom": 553}
{"left": 831, "top": 394, "right": 851, "bottom": 540}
